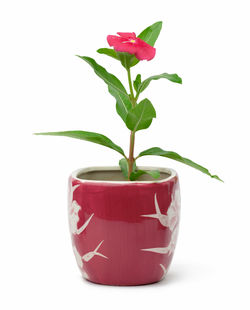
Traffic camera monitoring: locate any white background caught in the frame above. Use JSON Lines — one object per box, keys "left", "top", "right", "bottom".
{"left": 1, "top": 0, "right": 249, "bottom": 309}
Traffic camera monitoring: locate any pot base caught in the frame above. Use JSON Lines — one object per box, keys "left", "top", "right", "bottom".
{"left": 83, "top": 276, "right": 164, "bottom": 286}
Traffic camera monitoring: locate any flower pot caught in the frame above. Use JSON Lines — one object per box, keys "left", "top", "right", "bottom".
{"left": 68, "top": 166, "right": 181, "bottom": 286}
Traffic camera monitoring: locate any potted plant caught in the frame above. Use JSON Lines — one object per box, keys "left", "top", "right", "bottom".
{"left": 35, "top": 21, "right": 222, "bottom": 286}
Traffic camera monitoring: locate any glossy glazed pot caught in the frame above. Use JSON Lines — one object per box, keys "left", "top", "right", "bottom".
{"left": 68, "top": 166, "right": 181, "bottom": 286}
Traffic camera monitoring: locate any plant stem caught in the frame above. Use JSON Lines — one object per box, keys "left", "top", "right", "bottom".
{"left": 128, "top": 131, "right": 135, "bottom": 178}
{"left": 135, "top": 92, "right": 140, "bottom": 102}
{"left": 127, "top": 68, "right": 136, "bottom": 180}
{"left": 127, "top": 68, "right": 136, "bottom": 107}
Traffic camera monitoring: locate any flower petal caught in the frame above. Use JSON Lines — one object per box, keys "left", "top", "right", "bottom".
{"left": 107, "top": 35, "right": 125, "bottom": 47}
{"left": 117, "top": 32, "right": 136, "bottom": 39}
{"left": 112, "top": 42, "right": 137, "bottom": 54}
{"left": 134, "top": 38, "right": 156, "bottom": 60}
{"left": 134, "top": 46, "right": 156, "bottom": 61}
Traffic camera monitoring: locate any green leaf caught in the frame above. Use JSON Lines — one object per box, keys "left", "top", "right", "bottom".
{"left": 138, "top": 21, "right": 163, "bottom": 47}
{"left": 119, "top": 158, "right": 129, "bottom": 179}
{"left": 130, "top": 21, "right": 163, "bottom": 67}
{"left": 130, "top": 169, "right": 160, "bottom": 181}
{"left": 119, "top": 158, "right": 137, "bottom": 180}
{"left": 126, "top": 98, "right": 156, "bottom": 132}
{"left": 77, "top": 56, "right": 131, "bottom": 123}
{"left": 34, "top": 130, "right": 125, "bottom": 157}
{"left": 130, "top": 57, "right": 140, "bottom": 68}
{"left": 137, "top": 147, "right": 223, "bottom": 181}
{"left": 97, "top": 48, "right": 119, "bottom": 61}
{"left": 116, "top": 52, "right": 135, "bottom": 70}
{"left": 97, "top": 49, "right": 134, "bottom": 70}
{"left": 108, "top": 86, "right": 132, "bottom": 123}
{"left": 138, "top": 73, "right": 182, "bottom": 94}
{"left": 77, "top": 56, "right": 127, "bottom": 96}
{"left": 133, "top": 74, "right": 141, "bottom": 92}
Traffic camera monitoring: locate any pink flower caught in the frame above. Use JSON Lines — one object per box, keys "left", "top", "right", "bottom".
{"left": 107, "top": 32, "right": 156, "bottom": 61}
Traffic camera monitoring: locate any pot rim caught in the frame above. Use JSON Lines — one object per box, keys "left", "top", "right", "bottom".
{"left": 71, "top": 166, "right": 177, "bottom": 184}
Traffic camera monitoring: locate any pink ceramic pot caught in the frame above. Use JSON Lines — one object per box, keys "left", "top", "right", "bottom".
{"left": 68, "top": 166, "right": 180, "bottom": 286}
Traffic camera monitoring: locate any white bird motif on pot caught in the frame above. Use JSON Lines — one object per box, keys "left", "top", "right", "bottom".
{"left": 141, "top": 226, "right": 179, "bottom": 256}
{"left": 159, "top": 263, "right": 169, "bottom": 279}
{"left": 141, "top": 191, "right": 180, "bottom": 231}
{"left": 69, "top": 200, "right": 94, "bottom": 235}
{"left": 82, "top": 240, "right": 108, "bottom": 262}
{"left": 141, "top": 193, "right": 168, "bottom": 227}
{"left": 69, "top": 184, "right": 80, "bottom": 205}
